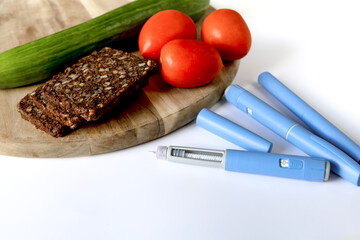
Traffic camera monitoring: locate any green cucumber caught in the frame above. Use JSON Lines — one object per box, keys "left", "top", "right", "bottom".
{"left": 0, "top": 0, "right": 209, "bottom": 89}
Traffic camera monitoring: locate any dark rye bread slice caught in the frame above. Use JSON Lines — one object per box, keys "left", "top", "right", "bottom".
{"left": 30, "top": 86, "right": 86, "bottom": 129}
{"left": 41, "top": 47, "right": 157, "bottom": 121}
{"left": 18, "top": 94, "right": 69, "bottom": 137}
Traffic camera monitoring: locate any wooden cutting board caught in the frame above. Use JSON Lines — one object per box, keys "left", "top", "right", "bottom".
{"left": 0, "top": 0, "right": 240, "bottom": 158}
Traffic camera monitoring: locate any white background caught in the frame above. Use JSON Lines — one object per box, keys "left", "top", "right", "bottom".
{"left": 1, "top": 0, "right": 360, "bottom": 239}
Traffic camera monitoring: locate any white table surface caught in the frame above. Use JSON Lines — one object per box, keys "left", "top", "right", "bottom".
{"left": 1, "top": 0, "right": 360, "bottom": 239}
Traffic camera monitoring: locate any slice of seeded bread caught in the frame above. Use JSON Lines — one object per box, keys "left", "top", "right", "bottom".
{"left": 41, "top": 47, "right": 157, "bottom": 121}
{"left": 30, "top": 86, "right": 86, "bottom": 129}
{"left": 18, "top": 93, "right": 69, "bottom": 137}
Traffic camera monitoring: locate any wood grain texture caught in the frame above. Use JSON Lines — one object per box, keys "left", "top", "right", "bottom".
{"left": 0, "top": 0, "right": 240, "bottom": 158}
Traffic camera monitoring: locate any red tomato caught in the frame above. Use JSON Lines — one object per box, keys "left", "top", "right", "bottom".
{"left": 201, "top": 9, "right": 252, "bottom": 61}
{"left": 160, "top": 39, "right": 223, "bottom": 88}
{"left": 138, "top": 10, "right": 197, "bottom": 61}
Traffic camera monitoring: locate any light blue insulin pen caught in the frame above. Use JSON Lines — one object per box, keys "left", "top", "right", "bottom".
{"left": 225, "top": 85, "right": 360, "bottom": 186}
{"left": 155, "top": 146, "right": 330, "bottom": 181}
{"left": 258, "top": 72, "right": 360, "bottom": 163}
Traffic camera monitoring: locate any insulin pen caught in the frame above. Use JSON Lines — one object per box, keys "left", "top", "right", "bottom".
{"left": 154, "top": 145, "right": 330, "bottom": 182}
{"left": 225, "top": 84, "right": 360, "bottom": 186}
{"left": 258, "top": 72, "right": 360, "bottom": 162}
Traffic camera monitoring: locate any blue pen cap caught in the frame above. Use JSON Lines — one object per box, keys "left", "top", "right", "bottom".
{"left": 225, "top": 84, "right": 298, "bottom": 139}
{"left": 196, "top": 108, "right": 273, "bottom": 152}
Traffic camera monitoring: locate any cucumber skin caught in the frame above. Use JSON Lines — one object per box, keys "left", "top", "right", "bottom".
{"left": 0, "top": 0, "right": 209, "bottom": 89}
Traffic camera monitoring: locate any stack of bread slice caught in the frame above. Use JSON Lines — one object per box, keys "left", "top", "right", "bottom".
{"left": 18, "top": 47, "right": 157, "bottom": 137}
